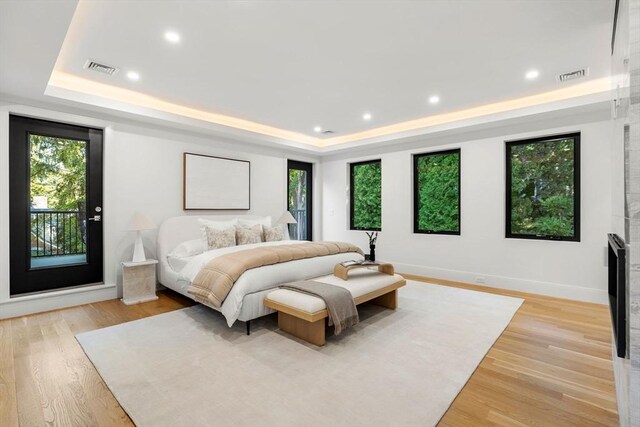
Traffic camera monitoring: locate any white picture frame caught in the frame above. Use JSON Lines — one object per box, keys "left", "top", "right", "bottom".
{"left": 183, "top": 152, "right": 250, "bottom": 210}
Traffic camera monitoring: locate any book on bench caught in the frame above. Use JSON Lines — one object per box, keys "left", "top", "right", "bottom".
{"left": 340, "top": 259, "right": 379, "bottom": 267}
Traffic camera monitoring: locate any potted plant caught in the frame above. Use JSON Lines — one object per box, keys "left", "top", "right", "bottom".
{"left": 366, "top": 231, "right": 378, "bottom": 262}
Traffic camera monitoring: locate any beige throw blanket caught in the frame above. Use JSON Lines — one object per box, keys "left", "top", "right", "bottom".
{"left": 280, "top": 281, "right": 359, "bottom": 335}
{"left": 188, "top": 242, "right": 363, "bottom": 307}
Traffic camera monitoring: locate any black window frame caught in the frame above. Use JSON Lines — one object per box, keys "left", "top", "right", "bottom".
{"left": 505, "top": 132, "right": 581, "bottom": 242}
{"left": 349, "top": 159, "right": 382, "bottom": 231}
{"left": 413, "top": 148, "right": 461, "bottom": 235}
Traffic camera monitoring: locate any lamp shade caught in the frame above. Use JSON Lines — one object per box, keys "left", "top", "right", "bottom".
{"left": 276, "top": 211, "right": 297, "bottom": 225}
{"left": 126, "top": 212, "right": 156, "bottom": 231}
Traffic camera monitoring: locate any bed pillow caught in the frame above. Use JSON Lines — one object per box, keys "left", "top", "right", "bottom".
{"left": 204, "top": 226, "right": 237, "bottom": 250}
{"left": 168, "top": 238, "right": 205, "bottom": 258}
{"left": 167, "top": 255, "right": 191, "bottom": 272}
{"left": 237, "top": 216, "right": 272, "bottom": 228}
{"left": 198, "top": 218, "right": 238, "bottom": 230}
{"left": 236, "top": 224, "right": 263, "bottom": 245}
{"left": 263, "top": 225, "right": 284, "bottom": 242}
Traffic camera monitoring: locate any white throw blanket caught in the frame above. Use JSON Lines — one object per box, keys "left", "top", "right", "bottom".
{"left": 178, "top": 241, "right": 363, "bottom": 326}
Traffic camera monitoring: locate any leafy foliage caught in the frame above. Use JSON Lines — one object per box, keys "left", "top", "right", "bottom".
{"left": 288, "top": 168, "right": 308, "bottom": 239}
{"left": 509, "top": 137, "right": 576, "bottom": 238}
{"left": 288, "top": 169, "right": 307, "bottom": 210}
{"left": 30, "top": 134, "right": 86, "bottom": 210}
{"left": 351, "top": 161, "right": 381, "bottom": 230}
{"left": 415, "top": 151, "right": 460, "bottom": 233}
{"left": 30, "top": 135, "right": 87, "bottom": 255}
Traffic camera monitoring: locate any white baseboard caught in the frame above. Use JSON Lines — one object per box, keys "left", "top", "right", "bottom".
{"left": 392, "top": 261, "right": 608, "bottom": 304}
{"left": 0, "top": 283, "right": 118, "bottom": 319}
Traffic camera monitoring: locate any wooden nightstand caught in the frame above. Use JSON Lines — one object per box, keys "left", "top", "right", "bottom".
{"left": 121, "top": 259, "right": 159, "bottom": 305}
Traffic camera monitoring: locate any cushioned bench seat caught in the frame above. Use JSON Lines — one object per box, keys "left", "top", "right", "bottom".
{"left": 264, "top": 269, "right": 406, "bottom": 346}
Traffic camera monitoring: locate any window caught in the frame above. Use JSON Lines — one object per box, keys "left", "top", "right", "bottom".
{"left": 350, "top": 160, "right": 381, "bottom": 230}
{"left": 506, "top": 133, "right": 580, "bottom": 241}
{"left": 413, "top": 149, "right": 460, "bottom": 235}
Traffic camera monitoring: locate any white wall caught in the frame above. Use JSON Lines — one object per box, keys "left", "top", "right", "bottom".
{"left": 322, "top": 119, "right": 613, "bottom": 303}
{"left": 0, "top": 103, "right": 320, "bottom": 318}
{"left": 0, "top": 100, "right": 615, "bottom": 319}
{"left": 103, "top": 123, "right": 288, "bottom": 288}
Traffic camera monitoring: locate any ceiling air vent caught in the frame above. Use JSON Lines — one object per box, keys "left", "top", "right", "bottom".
{"left": 557, "top": 68, "right": 589, "bottom": 83}
{"left": 84, "top": 60, "right": 119, "bottom": 76}
{"left": 322, "top": 130, "right": 335, "bottom": 135}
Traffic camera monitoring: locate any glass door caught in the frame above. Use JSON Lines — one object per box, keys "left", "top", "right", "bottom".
{"left": 9, "top": 115, "right": 103, "bottom": 295}
{"left": 287, "top": 160, "right": 313, "bottom": 240}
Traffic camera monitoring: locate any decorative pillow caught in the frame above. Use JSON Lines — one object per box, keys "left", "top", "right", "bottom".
{"left": 168, "top": 238, "right": 205, "bottom": 258}
{"left": 238, "top": 216, "right": 272, "bottom": 228}
{"left": 236, "top": 224, "right": 263, "bottom": 245}
{"left": 263, "top": 225, "right": 284, "bottom": 242}
{"left": 204, "top": 226, "right": 237, "bottom": 250}
{"left": 198, "top": 218, "right": 238, "bottom": 247}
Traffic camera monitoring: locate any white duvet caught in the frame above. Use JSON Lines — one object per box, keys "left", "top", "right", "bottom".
{"left": 177, "top": 240, "right": 364, "bottom": 326}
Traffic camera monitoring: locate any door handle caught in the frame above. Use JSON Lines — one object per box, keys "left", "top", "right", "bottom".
{"left": 88, "top": 215, "right": 101, "bottom": 222}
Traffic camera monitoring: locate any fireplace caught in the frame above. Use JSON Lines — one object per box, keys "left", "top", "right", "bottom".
{"left": 607, "top": 233, "right": 627, "bottom": 358}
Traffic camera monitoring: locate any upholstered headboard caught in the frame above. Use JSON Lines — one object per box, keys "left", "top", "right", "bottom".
{"left": 157, "top": 214, "right": 268, "bottom": 284}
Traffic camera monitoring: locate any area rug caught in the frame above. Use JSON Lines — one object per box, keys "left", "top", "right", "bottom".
{"left": 76, "top": 281, "right": 523, "bottom": 427}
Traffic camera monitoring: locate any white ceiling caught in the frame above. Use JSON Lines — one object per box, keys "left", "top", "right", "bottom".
{"left": 1, "top": 0, "right": 615, "bottom": 151}
{"left": 0, "top": 0, "right": 77, "bottom": 99}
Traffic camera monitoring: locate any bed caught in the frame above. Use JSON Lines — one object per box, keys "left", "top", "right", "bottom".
{"left": 157, "top": 215, "right": 364, "bottom": 331}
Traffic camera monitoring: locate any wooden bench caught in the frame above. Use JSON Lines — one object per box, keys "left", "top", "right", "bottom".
{"left": 264, "top": 268, "right": 406, "bottom": 346}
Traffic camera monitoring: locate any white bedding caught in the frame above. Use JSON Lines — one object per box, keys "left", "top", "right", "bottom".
{"left": 167, "top": 255, "right": 193, "bottom": 272}
{"left": 177, "top": 240, "right": 364, "bottom": 326}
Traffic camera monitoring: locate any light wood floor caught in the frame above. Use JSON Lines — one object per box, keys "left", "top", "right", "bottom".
{"left": 0, "top": 277, "right": 618, "bottom": 426}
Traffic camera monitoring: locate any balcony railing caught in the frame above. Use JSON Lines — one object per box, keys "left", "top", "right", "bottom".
{"left": 289, "top": 209, "right": 308, "bottom": 240}
{"left": 31, "top": 210, "right": 86, "bottom": 257}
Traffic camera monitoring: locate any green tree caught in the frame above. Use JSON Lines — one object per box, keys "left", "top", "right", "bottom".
{"left": 416, "top": 151, "right": 459, "bottom": 232}
{"left": 288, "top": 169, "right": 307, "bottom": 239}
{"left": 288, "top": 169, "right": 306, "bottom": 211}
{"left": 30, "top": 134, "right": 86, "bottom": 210}
{"left": 30, "top": 135, "right": 87, "bottom": 255}
{"left": 509, "top": 138, "right": 575, "bottom": 237}
{"left": 352, "top": 161, "right": 381, "bottom": 230}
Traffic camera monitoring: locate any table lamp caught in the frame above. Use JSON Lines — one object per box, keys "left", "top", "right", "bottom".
{"left": 276, "top": 211, "right": 298, "bottom": 239}
{"left": 126, "top": 212, "right": 156, "bottom": 262}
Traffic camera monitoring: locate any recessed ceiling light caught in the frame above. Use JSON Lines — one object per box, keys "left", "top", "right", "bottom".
{"left": 313, "top": 126, "right": 322, "bottom": 133}
{"left": 525, "top": 69, "right": 540, "bottom": 80}
{"left": 126, "top": 71, "right": 140, "bottom": 81}
{"left": 363, "top": 113, "right": 372, "bottom": 121}
{"left": 164, "top": 31, "right": 180, "bottom": 44}
{"left": 429, "top": 95, "right": 440, "bottom": 104}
